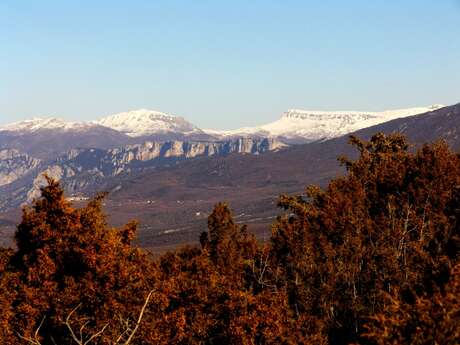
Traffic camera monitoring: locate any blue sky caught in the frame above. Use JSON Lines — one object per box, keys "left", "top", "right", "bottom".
{"left": 1, "top": 0, "right": 459, "bottom": 129}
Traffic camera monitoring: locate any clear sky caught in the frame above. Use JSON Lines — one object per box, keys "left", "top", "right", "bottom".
{"left": 1, "top": 0, "right": 459, "bottom": 129}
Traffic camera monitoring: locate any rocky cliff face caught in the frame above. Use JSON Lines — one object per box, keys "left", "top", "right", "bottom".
{"left": 0, "top": 138, "right": 287, "bottom": 209}
{"left": 51, "top": 137, "right": 286, "bottom": 178}
{"left": 0, "top": 149, "right": 41, "bottom": 187}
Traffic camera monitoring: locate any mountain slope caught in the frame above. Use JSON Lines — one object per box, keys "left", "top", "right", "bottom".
{"left": 0, "top": 149, "right": 41, "bottom": 187}
{"left": 95, "top": 109, "right": 210, "bottom": 139}
{"left": 97, "top": 103, "right": 460, "bottom": 248}
{"left": 0, "top": 103, "right": 457, "bottom": 250}
{"left": 1, "top": 105, "right": 444, "bottom": 160}
{"left": 356, "top": 103, "right": 460, "bottom": 146}
{"left": 0, "top": 118, "right": 133, "bottom": 160}
{"left": 0, "top": 138, "right": 287, "bottom": 211}
{"left": 0, "top": 117, "right": 96, "bottom": 133}
{"left": 206, "top": 105, "right": 445, "bottom": 142}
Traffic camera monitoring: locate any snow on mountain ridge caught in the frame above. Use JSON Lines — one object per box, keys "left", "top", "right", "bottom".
{"left": 0, "top": 117, "right": 95, "bottom": 133}
{"left": 282, "top": 105, "right": 445, "bottom": 119}
{"left": 208, "top": 105, "right": 446, "bottom": 141}
{"left": 95, "top": 109, "right": 202, "bottom": 137}
{"left": 0, "top": 105, "right": 446, "bottom": 142}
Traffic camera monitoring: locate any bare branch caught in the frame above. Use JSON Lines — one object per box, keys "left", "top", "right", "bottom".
{"left": 49, "top": 290, "right": 156, "bottom": 344}
{"left": 17, "top": 316, "right": 46, "bottom": 345}
{"left": 123, "top": 289, "right": 155, "bottom": 345}
{"left": 65, "top": 304, "right": 108, "bottom": 345}
{"left": 114, "top": 318, "right": 131, "bottom": 345}
{"left": 66, "top": 304, "right": 83, "bottom": 345}
{"left": 83, "top": 323, "right": 109, "bottom": 345}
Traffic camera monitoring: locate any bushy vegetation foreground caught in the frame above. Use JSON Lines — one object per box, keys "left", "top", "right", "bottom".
{"left": 0, "top": 134, "right": 459, "bottom": 344}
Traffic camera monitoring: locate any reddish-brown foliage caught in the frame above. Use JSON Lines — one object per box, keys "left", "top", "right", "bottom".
{"left": 0, "top": 133, "right": 458, "bottom": 344}
{"left": 270, "top": 133, "right": 460, "bottom": 343}
{"left": 363, "top": 262, "right": 460, "bottom": 344}
{"left": 0, "top": 178, "right": 160, "bottom": 344}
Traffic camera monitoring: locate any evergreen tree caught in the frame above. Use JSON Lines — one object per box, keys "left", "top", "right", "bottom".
{"left": 1, "top": 177, "right": 159, "bottom": 344}
{"left": 270, "top": 133, "right": 460, "bottom": 344}
{"left": 0, "top": 134, "right": 459, "bottom": 344}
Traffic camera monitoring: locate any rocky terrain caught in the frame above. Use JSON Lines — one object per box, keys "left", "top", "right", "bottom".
{"left": 0, "top": 149, "right": 41, "bottom": 187}
{"left": 0, "top": 137, "right": 286, "bottom": 211}
{"left": 87, "top": 103, "right": 460, "bottom": 250}
{"left": 0, "top": 103, "right": 455, "bottom": 250}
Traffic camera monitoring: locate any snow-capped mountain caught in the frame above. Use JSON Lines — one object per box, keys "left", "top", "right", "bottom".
{"left": 0, "top": 117, "right": 132, "bottom": 160}
{"left": 95, "top": 109, "right": 203, "bottom": 137}
{"left": 2, "top": 105, "right": 445, "bottom": 144}
{"left": 0, "top": 117, "right": 95, "bottom": 133}
{"left": 206, "top": 105, "right": 446, "bottom": 142}
{"left": 0, "top": 104, "right": 446, "bottom": 161}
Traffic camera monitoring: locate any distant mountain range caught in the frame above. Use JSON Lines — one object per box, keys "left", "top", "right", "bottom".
{"left": 205, "top": 105, "right": 444, "bottom": 142}
{"left": 0, "top": 105, "right": 442, "bottom": 201}
{"left": 1, "top": 105, "right": 443, "bottom": 150}
{"left": 0, "top": 137, "right": 286, "bottom": 211}
{"left": 0, "top": 103, "right": 456, "bottom": 249}
{"left": 98, "top": 102, "right": 459, "bottom": 249}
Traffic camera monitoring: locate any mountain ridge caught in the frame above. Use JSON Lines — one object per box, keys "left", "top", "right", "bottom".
{"left": 97, "top": 102, "right": 460, "bottom": 248}
{"left": 207, "top": 105, "right": 445, "bottom": 142}
{"left": 0, "top": 137, "right": 287, "bottom": 211}
{"left": 0, "top": 103, "right": 458, "bottom": 250}
{"left": 94, "top": 109, "right": 204, "bottom": 138}
{"left": 2, "top": 105, "right": 445, "bottom": 144}
{"left": 0, "top": 117, "right": 95, "bottom": 133}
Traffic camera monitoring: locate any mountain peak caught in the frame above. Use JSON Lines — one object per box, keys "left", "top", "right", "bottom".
{"left": 205, "top": 105, "right": 446, "bottom": 142}
{"left": 0, "top": 117, "right": 92, "bottom": 133}
{"left": 95, "top": 109, "right": 200, "bottom": 137}
{"left": 263, "top": 105, "right": 446, "bottom": 140}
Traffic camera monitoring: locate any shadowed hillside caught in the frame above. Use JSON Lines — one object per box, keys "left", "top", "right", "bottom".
{"left": 0, "top": 134, "right": 458, "bottom": 344}
{"left": 103, "top": 103, "right": 460, "bottom": 248}
{"left": 0, "top": 104, "right": 459, "bottom": 250}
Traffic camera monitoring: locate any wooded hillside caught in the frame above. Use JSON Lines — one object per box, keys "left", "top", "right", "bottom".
{"left": 0, "top": 133, "right": 458, "bottom": 344}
